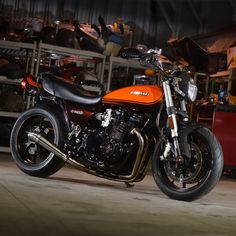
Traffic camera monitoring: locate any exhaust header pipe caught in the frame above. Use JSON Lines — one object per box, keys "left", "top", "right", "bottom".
{"left": 27, "top": 129, "right": 146, "bottom": 182}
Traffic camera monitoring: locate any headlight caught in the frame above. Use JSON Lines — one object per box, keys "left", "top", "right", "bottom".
{"left": 187, "top": 79, "right": 198, "bottom": 102}
{"left": 174, "top": 72, "right": 198, "bottom": 102}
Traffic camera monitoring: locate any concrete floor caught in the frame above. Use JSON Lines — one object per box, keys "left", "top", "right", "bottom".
{"left": 0, "top": 153, "right": 236, "bottom": 236}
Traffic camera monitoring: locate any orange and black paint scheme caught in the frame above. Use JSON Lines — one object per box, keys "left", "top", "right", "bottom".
{"left": 103, "top": 85, "right": 163, "bottom": 111}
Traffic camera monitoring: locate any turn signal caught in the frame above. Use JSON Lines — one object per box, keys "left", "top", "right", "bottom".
{"left": 168, "top": 116, "right": 174, "bottom": 129}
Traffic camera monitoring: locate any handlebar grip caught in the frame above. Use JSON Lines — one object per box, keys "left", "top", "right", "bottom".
{"left": 120, "top": 48, "right": 145, "bottom": 59}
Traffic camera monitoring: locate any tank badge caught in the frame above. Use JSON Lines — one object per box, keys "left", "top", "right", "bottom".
{"left": 70, "top": 109, "right": 84, "bottom": 115}
{"left": 130, "top": 91, "right": 150, "bottom": 96}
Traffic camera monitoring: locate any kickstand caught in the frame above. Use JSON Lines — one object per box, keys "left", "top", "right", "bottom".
{"left": 125, "top": 182, "right": 135, "bottom": 188}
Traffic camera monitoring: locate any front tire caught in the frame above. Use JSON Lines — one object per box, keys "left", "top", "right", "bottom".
{"left": 152, "top": 127, "right": 224, "bottom": 201}
{"left": 10, "top": 105, "right": 66, "bottom": 177}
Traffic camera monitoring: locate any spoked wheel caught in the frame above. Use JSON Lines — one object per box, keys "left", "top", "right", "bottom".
{"left": 152, "top": 127, "right": 223, "bottom": 201}
{"left": 10, "top": 105, "right": 65, "bottom": 177}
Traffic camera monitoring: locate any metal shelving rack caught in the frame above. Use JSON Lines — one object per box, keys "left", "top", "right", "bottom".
{"left": 0, "top": 40, "right": 37, "bottom": 75}
{"left": 0, "top": 40, "right": 37, "bottom": 152}
{"left": 35, "top": 41, "right": 106, "bottom": 81}
{"left": 0, "top": 76, "right": 22, "bottom": 153}
{"left": 35, "top": 41, "right": 154, "bottom": 92}
{"left": 0, "top": 76, "right": 22, "bottom": 118}
{"left": 105, "top": 56, "right": 152, "bottom": 92}
{"left": 0, "top": 39, "right": 162, "bottom": 152}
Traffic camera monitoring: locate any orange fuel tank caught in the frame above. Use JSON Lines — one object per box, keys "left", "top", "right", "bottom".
{"left": 103, "top": 85, "right": 163, "bottom": 106}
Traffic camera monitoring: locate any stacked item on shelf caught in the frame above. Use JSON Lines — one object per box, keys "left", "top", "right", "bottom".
{"left": 0, "top": 40, "right": 36, "bottom": 152}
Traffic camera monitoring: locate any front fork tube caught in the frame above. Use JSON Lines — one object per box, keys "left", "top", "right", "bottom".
{"left": 180, "top": 99, "right": 189, "bottom": 121}
{"left": 162, "top": 80, "right": 181, "bottom": 157}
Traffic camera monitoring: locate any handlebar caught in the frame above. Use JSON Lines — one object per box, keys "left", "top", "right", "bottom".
{"left": 120, "top": 48, "right": 147, "bottom": 60}
{"left": 120, "top": 47, "right": 175, "bottom": 78}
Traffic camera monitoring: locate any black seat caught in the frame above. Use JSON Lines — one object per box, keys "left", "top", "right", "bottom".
{"left": 42, "top": 73, "right": 102, "bottom": 105}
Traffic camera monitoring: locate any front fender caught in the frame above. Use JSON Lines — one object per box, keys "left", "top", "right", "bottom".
{"left": 178, "top": 121, "right": 202, "bottom": 157}
{"left": 178, "top": 121, "right": 202, "bottom": 137}
{"left": 152, "top": 122, "right": 203, "bottom": 160}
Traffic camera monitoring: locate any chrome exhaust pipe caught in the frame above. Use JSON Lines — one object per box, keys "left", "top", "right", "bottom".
{"left": 28, "top": 132, "right": 68, "bottom": 161}
{"left": 27, "top": 129, "right": 146, "bottom": 181}
{"left": 27, "top": 132, "right": 86, "bottom": 168}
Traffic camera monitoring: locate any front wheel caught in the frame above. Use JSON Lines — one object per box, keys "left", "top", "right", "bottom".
{"left": 152, "top": 127, "right": 224, "bottom": 201}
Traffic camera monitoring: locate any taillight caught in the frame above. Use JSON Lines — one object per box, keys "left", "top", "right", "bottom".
{"left": 21, "top": 77, "right": 27, "bottom": 90}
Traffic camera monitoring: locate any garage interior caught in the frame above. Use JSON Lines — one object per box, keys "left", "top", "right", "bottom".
{"left": 1, "top": 0, "right": 236, "bottom": 235}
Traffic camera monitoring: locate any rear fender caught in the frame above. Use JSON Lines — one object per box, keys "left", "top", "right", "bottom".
{"left": 35, "top": 103, "right": 70, "bottom": 132}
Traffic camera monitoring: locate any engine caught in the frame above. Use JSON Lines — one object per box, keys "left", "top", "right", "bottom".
{"left": 66, "top": 107, "right": 148, "bottom": 171}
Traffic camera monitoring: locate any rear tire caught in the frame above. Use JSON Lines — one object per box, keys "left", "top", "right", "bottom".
{"left": 152, "top": 127, "right": 223, "bottom": 201}
{"left": 10, "top": 105, "right": 66, "bottom": 177}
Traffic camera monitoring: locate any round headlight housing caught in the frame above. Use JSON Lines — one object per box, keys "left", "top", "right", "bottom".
{"left": 174, "top": 72, "right": 198, "bottom": 102}
{"left": 187, "top": 78, "right": 198, "bottom": 102}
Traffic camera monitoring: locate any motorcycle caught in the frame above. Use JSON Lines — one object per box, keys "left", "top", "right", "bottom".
{"left": 10, "top": 48, "right": 223, "bottom": 201}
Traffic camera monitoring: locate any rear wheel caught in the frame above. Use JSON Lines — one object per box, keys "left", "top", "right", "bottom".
{"left": 10, "top": 105, "right": 66, "bottom": 177}
{"left": 152, "top": 127, "right": 223, "bottom": 201}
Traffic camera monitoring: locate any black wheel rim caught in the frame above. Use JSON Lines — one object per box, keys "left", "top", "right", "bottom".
{"left": 158, "top": 131, "right": 213, "bottom": 192}
{"left": 16, "top": 114, "right": 57, "bottom": 167}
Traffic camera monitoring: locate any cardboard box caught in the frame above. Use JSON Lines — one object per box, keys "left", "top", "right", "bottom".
{"left": 227, "top": 46, "right": 236, "bottom": 69}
